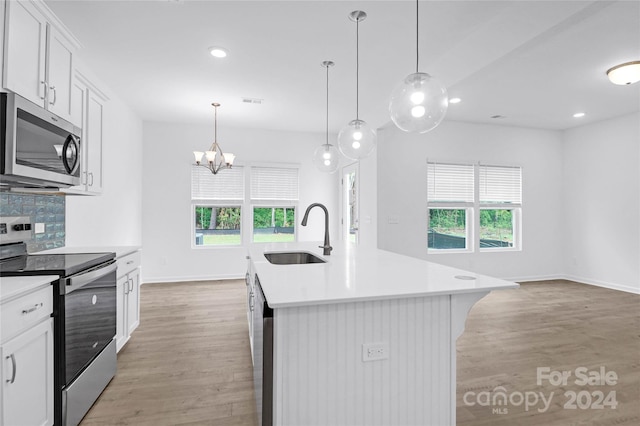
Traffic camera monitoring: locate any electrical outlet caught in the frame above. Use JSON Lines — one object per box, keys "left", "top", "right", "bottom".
{"left": 0, "top": 216, "right": 32, "bottom": 244}
{"left": 362, "top": 342, "right": 389, "bottom": 362}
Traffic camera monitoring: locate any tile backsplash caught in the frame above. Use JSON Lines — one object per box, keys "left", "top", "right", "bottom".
{"left": 0, "top": 192, "right": 65, "bottom": 252}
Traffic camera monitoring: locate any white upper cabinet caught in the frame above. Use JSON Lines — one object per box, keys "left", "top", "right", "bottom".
{"left": 66, "top": 71, "right": 107, "bottom": 194}
{"left": 2, "top": 0, "right": 47, "bottom": 104}
{"left": 46, "top": 25, "right": 74, "bottom": 120}
{"left": 2, "top": 0, "right": 80, "bottom": 124}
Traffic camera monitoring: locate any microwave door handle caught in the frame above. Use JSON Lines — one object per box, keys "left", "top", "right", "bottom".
{"left": 64, "top": 262, "right": 117, "bottom": 294}
{"left": 62, "top": 135, "right": 80, "bottom": 175}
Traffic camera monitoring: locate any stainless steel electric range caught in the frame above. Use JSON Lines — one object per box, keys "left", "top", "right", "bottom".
{"left": 0, "top": 241, "right": 117, "bottom": 426}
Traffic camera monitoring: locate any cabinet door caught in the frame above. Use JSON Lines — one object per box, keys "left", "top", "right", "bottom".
{"left": 67, "top": 79, "right": 88, "bottom": 191}
{"left": 126, "top": 269, "right": 141, "bottom": 336}
{"left": 70, "top": 78, "right": 87, "bottom": 129}
{"left": 1, "top": 318, "right": 54, "bottom": 426}
{"left": 3, "top": 0, "right": 47, "bottom": 106}
{"left": 46, "top": 25, "right": 74, "bottom": 121}
{"left": 86, "top": 91, "right": 104, "bottom": 193}
{"left": 0, "top": 0, "right": 5, "bottom": 84}
{"left": 115, "top": 275, "right": 128, "bottom": 352}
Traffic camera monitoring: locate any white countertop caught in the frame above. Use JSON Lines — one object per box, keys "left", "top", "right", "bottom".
{"left": 0, "top": 275, "right": 57, "bottom": 304}
{"left": 36, "top": 245, "right": 141, "bottom": 259}
{"left": 250, "top": 242, "right": 519, "bottom": 308}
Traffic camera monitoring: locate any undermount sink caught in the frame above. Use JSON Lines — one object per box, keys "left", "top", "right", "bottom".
{"left": 264, "top": 251, "right": 326, "bottom": 265}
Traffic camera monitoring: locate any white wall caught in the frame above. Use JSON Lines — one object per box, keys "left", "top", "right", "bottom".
{"left": 562, "top": 113, "right": 640, "bottom": 293}
{"left": 65, "top": 63, "right": 143, "bottom": 247}
{"left": 377, "top": 120, "right": 565, "bottom": 281}
{"left": 141, "top": 122, "right": 339, "bottom": 283}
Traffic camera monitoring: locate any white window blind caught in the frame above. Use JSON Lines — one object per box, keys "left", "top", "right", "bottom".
{"left": 191, "top": 165, "right": 245, "bottom": 200}
{"left": 479, "top": 164, "right": 522, "bottom": 204}
{"left": 250, "top": 166, "right": 299, "bottom": 201}
{"left": 427, "top": 162, "right": 474, "bottom": 202}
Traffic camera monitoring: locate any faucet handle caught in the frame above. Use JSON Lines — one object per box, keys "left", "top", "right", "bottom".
{"left": 319, "top": 245, "right": 333, "bottom": 255}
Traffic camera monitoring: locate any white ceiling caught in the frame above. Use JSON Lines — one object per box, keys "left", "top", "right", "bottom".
{"left": 46, "top": 0, "right": 640, "bottom": 133}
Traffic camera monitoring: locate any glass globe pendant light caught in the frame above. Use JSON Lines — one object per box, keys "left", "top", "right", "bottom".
{"left": 313, "top": 61, "right": 340, "bottom": 173}
{"left": 338, "top": 10, "right": 376, "bottom": 160}
{"left": 389, "top": 0, "right": 448, "bottom": 133}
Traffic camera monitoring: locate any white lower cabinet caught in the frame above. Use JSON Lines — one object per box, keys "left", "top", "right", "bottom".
{"left": 115, "top": 251, "right": 141, "bottom": 352}
{"left": 0, "top": 283, "right": 54, "bottom": 426}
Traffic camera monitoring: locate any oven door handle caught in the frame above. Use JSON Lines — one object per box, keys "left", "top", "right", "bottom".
{"left": 64, "top": 261, "right": 117, "bottom": 294}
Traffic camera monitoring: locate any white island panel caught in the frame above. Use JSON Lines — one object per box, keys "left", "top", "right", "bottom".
{"left": 274, "top": 295, "right": 452, "bottom": 425}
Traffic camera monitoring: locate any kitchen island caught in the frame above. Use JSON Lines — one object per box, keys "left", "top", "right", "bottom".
{"left": 248, "top": 243, "right": 519, "bottom": 426}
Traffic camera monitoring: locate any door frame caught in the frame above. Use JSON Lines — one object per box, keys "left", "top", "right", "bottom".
{"left": 341, "top": 162, "right": 359, "bottom": 244}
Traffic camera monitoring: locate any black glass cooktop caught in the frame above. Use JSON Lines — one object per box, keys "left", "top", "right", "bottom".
{"left": 0, "top": 252, "right": 115, "bottom": 277}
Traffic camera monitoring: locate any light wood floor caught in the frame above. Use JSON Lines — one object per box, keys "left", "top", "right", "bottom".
{"left": 81, "top": 279, "right": 639, "bottom": 426}
{"left": 81, "top": 280, "right": 257, "bottom": 426}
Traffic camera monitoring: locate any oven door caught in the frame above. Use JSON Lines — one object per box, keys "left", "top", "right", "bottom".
{"left": 62, "top": 261, "right": 117, "bottom": 384}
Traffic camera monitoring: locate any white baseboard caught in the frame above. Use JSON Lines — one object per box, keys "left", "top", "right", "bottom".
{"left": 561, "top": 274, "right": 640, "bottom": 295}
{"left": 507, "top": 274, "right": 640, "bottom": 295}
{"left": 141, "top": 273, "right": 245, "bottom": 285}
{"left": 504, "top": 274, "right": 564, "bottom": 283}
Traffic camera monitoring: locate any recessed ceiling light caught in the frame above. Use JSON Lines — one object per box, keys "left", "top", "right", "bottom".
{"left": 573, "top": 112, "right": 585, "bottom": 118}
{"left": 208, "top": 47, "right": 228, "bottom": 58}
{"left": 449, "top": 97, "right": 461, "bottom": 104}
{"left": 606, "top": 61, "right": 640, "bottom": 85}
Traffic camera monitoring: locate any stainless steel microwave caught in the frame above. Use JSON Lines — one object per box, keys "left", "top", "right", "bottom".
{"left": 1, "top": 92, "right": 81, "bottom": 188}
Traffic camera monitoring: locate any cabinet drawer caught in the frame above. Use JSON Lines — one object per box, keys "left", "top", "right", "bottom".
{"left": 1, "top": 286, "right": 53, "bottom": 342}
{"left": 116, "top": 250, "right": 141, "bottom": 278}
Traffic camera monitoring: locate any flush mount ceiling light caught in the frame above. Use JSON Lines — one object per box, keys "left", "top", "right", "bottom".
{"left": 193, "top": 103, "right": 235, "bottom": 174}
{"left": 607, "top": 61, "right": 640, "bottom": 85}
{"left": 208, "top": 46, "right": 228, "bottom": 58}
{"left": 337, "top": 10, "right": 376, "bottom": 161}
{"left": 389, "top": 0, "right": 448, "bottom": 133}
{"left": 313, "top": 61, "right": 340, "bottom": 174}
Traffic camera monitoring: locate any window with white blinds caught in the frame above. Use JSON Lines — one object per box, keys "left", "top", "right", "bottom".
{"left": 427, "top": 160, "right": 522, "bottom": 252}
{"left": 427, "top": 162, "right": 474, "bottom": 203}
{"left": 250, "top": 166, "right": 299, "bottom": 201}
{"left": 191, "top": 165, "right": 244, "bottom": 200}
{"left": 479, "top": 165, "right": 522, "bottom": 204}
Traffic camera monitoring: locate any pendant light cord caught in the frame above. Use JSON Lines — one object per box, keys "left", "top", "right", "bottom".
{"left": 214, "top": 105, "right": 217, "bottom": 143}
{"left": 326, "top": 62, "right": 329, "bottom": 146}
{"left": 356, "top": 17, "right": 360, "bottom": 121}
{"left": 416, "top": 0, "right": 419, "bottom": 73}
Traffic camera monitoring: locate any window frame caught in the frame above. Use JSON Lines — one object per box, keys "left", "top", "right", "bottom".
{"left": 427, "top": 205, "right": 473, "bottom": 254}
{"left": 478, "top": 206, "right": 521, "bottom": 252}
{"left": 427, "top": 160, "right": 522, "bottom": 253}
{"left": 190, "top": 162, "right": 300, "bottom": 250}
{"left": 250, "top": 202, "right": 298, "bottom": 244}
{"left": 191, "top": 203, "right": 243, "bottom": 249}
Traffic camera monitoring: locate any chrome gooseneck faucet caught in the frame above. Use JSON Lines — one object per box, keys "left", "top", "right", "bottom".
{"left": 301, "top": 203, "right": 332, "bottom": 255}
